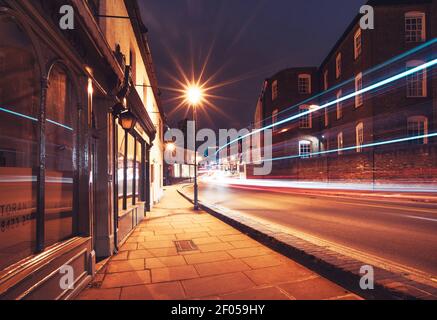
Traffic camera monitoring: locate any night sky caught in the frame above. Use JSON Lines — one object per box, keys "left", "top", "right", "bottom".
{"left": 139, "top": 0, "right": 367, "bottom": 131}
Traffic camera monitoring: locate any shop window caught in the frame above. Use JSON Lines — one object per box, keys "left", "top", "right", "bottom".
{"left": 45, "top": 64, "right": 75, "bottom": 247}
{"left": 117, "top": 124, "right": 126, "bottom": 210}
{"left": 135, "top": 141, "right": 142, "bottom": 203}
{"left": 407, "top": 116, "right": 428, "bottom": 144}
{"left": 0, "top": 15, "right": 39, "bottom": 269}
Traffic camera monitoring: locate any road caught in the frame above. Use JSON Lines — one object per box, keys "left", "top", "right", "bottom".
{"left": 190, "top": 182, "right": 437, "bottom": 277}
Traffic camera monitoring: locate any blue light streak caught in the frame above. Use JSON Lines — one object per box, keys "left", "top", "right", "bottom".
{"left": 0, "top": 106, "right": 73, "bottom": 131}
{"left": 217, "top": 58, "right": 437, "bottom": 156}
{"left": 258, "top": 132, "right": 437, "bottom": 164}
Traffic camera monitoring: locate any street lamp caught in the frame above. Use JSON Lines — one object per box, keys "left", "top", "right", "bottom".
{"left": 185, "top": 85, "right": 204, "bottom": 211}
{"left": 119, "top": 110, "right": 137, "bottom": 131}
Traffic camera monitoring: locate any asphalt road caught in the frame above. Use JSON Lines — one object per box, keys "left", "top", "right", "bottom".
{"left": 193, "top": 182, "right": 437, "bottom": 277}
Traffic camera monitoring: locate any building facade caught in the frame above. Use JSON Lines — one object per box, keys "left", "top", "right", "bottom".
{"left": 252, "top": 0, "right": 437, "bottom": 183}
{"left": 0, "top": 0, "right": 165, "bottom": 299}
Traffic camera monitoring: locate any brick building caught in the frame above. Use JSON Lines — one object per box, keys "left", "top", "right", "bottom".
{"left": 252, "top": 0, "right": 437, "bottom": 183}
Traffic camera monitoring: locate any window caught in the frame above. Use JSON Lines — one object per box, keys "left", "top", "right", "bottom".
{"left": 336, "top": 53, "right": 342, "bottom": 79}
{"left": 336, "top": 90, "right": 343, "bottom": 119}
{"left": 406, "top": 60, "right": 427, "bottom": 97}
{"left": 354, "top": 29, "right": 362, "bottom": 59}
{"left": 272, "top": 109, "right": 279, "bottom": 129}
{"left": 324, "top": 107, "right": 329, "bottom": 127}
{"left": 407, "top": 116, "right": 428, "bottom": 144}
{"left": 405, "top": 12, "right": 426, "bottom": 43}
{"left": 324, "top": 70, "right": 329, "bottom": 91}
{"left": 337, "top": 132, "right": 344, "bottom": 155}
{"left": 356, "top": 122, "right": 364, "bottom": 153}
{"left": 299, "top": 105, "right": 312, "bottom": 129}
{"left": 298, "top": 74, "right": 311, "bottom": 94}
{"left": 0, "top": 15, "right": 39, "bottom": 269}
{"left": 299, "top": 141, "right": 312, "bottom": 159}
{"left": 272, "top": 80, "right": 278, "bottom": 100}
{"left": 355, "top": 73, "right": 363, "bottom": 107}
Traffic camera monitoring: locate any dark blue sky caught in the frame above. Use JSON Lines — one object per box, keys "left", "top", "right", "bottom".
{"left": 139, "top": 0, "right": 367, "bottom": 130}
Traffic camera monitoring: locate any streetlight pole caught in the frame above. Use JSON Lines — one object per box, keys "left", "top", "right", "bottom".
{"left": 193, "top": 104, "right": 199, "bottom": 211}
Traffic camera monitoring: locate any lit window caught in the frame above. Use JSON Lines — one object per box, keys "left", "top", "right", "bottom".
{"left": 299, "top": 105, "right": 312, "bottom": 129}
{"left": 336, "top": 53, "right": 342, "bottom": 79}
{"left": 299, "top": 140, "right": 312, "bottom": 159}
{"left": 337, "top": 132, "right": 344, "bottom": 155}
{"left": 354, "top": 29, "right": 362, "bottom": 59}
{"left": 355, "top": 73, "right": 363, "bottom": 107}
{"left": 405, "top": 12, "right": 426, "bottom": 43}
{"left": 356, "top": 122, "right": 364, "bottom": 153}
{"left": 298, "top": 74, "right": 311, "bottom": 94}
{"left": 406, "top": 60, "right": 427, "bottom": 97}
{"left": 407, "top": 116, "right": 428, "bottom": 144}
{"left": 272, "top": 109, "right": 279, "bottom": 129}
{"left": 324, "top": 70, "right": 329, "bottom": 91}
{"left": 336, "top": 90, "right": 343, "bottom": 119}
{"left": 272, "top": 80, "right": 278, "bottom": 100}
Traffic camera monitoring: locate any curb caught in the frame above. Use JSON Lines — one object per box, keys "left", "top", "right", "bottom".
{"left": 178, "top": 188, "right": 437, "bottom": 300}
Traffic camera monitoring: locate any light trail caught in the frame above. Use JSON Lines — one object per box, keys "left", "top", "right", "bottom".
{"left": 0, "top": 106, "right": 74, "bottom": 131}
{"left": 216, "top": 57, "right": 437, "bottom": 156}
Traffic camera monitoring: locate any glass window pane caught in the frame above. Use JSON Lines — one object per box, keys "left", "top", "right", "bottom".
{"left": 127, "top": 134, "right": 135, "bottom": 206}
{"left": 0, "top": 15, "right": 38, "bottom": 268}
{"left": 135, "top": 141, "right": 142, "bottom": 203}
{"left": 45, "top": 65, "right": 74, "bottom": 247}
{"left": 117, "top": 124, "right": 125, "bottom": 212}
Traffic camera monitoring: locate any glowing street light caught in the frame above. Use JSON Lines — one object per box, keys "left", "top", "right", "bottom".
{"left": 184, "top": 84, "right": 204, "bottom": 211}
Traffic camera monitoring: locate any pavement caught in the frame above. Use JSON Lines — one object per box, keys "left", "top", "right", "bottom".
{"left": 77, "top": 185, "right": 361, "bottom": 300}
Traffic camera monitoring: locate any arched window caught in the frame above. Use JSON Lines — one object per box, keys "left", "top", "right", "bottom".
{"left": 0, "top": 13, "right": 39, "bottom": 269}
{"left": 45, "top": 64, "right": 76, "bottom": 247}
{"left": 405, "top": 12, "right": 426, "bottom": 43}
{"left": 407, "top": 116, "right": 428, "bottom": 144}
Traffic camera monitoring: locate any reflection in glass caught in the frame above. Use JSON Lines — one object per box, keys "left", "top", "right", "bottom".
{"left": 0, "top": 15, "right": 38, "bottom": 269}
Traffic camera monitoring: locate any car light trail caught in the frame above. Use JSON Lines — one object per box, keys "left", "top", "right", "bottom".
{"left": 216, "top": 58, "right": 437, "bottom": 156}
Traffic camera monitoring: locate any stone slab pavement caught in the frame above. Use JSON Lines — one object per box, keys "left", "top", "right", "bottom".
{"left": 77, "top": 185, "right": 362, "bottom": 300}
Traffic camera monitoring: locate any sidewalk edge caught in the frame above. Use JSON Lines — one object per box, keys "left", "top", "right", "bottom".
{"left": 177, "top": 188, "right": 437, "bottom": 301}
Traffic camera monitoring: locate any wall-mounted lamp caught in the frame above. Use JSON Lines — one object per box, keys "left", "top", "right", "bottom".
{"left": 119, "top": 110, "right": 137, "bottom": 131}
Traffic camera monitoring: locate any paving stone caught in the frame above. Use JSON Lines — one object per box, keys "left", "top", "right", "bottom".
{"left": 184, "top": 251, "right": 233, "bottom": 265}
{"left": 148, "top": 247, "right": 179, "bottom": 258}
{"left": 119, "top": 243, "right": 137, "bottom": 251}
{"left": 101, "top": 270, "right": 151, "bottom": 289}
{"left": 145, "top": 256, "right": 187, "bottom": 269}
{"left": 182, "top": 272, "right": 255, "bottom": 298}
{"left": 111, "top": 251, "right": 129, "bottom": 261}
{"left": 194, "top": 259, "right": 251, "bottom": 277}
{"left": 107, "top": 259, "right": 145, "bottom": 273}
{"left": 229, "top": 240, "right": 261, "bottom": 249}
{"left": 221, "top": 286, "right": 292, "bottom": 300}
{"left": 244, "top": 265, "right": 314, "bottom": 286}
{"left": 151, "top": 265, "right": 199, "bottom": 283}
{"left": 242, "top": 254, "right": 285, "bottom": 269}
{"left": 279, "top": 277, "right": 350, "bottom": 300}
{"left": 138, "top": 240, "right": 175, "bottom": 249}
{"left": 77, "top": 288, "right": 121, "bottom": 300}
{"left": 176, "top": 232, "right": 211, "bottom": 239}
{"left": 192, "top": 237, "right": 222, "bottom": 245}
{"left": 128, "top": 249, "right": 154, "bottom": 259}
{"left": 197, "top": 242, "right": 234, "bottom": 253}
{"left": 120, "top": 282, "right": 186, "bottom": 300}
{"left": 220, "top": 234, "right": 251, "bottom": 242}
{"left": 228, "top": 247, "right": 273, "bottom": 259}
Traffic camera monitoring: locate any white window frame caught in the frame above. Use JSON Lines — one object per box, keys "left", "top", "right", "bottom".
{"left": 406, "top": 60, "right": 427, "bottom": 98}
{"left": 324, "top": 70, "right": 329, "bottom": 91}
{"left": 336, "top": 53, "right": 342, "bottom": 79}
{"left": 272, "top": 80, "right": 278, "bottom": 100}
{"left": 298, "top": 74, "right": 311, "bottom": 94}
{"left": 405, "top": 12, "right": 426, "bottom": 43}
{"left": 407, "top": 116, "right": 428, "bottom": 144}
{"left": 299, "top": 140, "right": 312, "bottom": 159}
{"left": 356, "top": 122, "right": 364, "bottom": 153}
{"left": 354, "top": 29, "right": 362, "bottom": 59}
{"left": 337, "top": 132, "right": 344, "bottom": 155}
{"left": 299, "top": 105, "right": 312, "bottom": 129}
{"left": 336, "top": 90, "right": 343, "bottom": 119}
{"left": 355, "top": 72, "right": 363, "bottom": 108}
